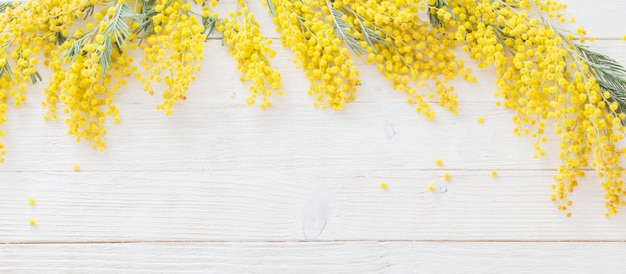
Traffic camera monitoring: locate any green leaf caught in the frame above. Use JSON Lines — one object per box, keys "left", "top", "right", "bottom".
{"left": 202, "top": 15, "right": 220, "bottom": 39}
{"left": 574, "top": 44, "right": 626, "bottom": 125}
{"left": 265, "top": 0, "right": 276, "bottom": 16}
{"left": 341, "top": 5, "right": 387, "bottom": 54}
{"left": 29, "top": 70, "right": 42, "bottom": 84}
{"left": 325, "top": 0, "right": 366, "bottom": 55}
{"left": 96, "top": 2, "right": 142, "bottom": 74}
{"left": 0, "top": 1, "right": 20, "bottom": 13}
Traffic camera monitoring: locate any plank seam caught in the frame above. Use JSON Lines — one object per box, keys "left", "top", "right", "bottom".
{"left": 3, "top": 239, "right": 626, "bottom": 245}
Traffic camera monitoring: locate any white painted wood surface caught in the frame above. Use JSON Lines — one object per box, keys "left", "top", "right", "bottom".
{"left": 2, "top": 0, "right": 626, "bottom": 272}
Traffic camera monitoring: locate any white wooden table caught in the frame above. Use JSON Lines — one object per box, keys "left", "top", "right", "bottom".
{"left": 2, "top": 0, "right": 626, "bottom": 272}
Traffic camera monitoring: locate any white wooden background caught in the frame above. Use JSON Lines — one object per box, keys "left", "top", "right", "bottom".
{"left": 2, "top": 0, "right": 626, "bottom": 272}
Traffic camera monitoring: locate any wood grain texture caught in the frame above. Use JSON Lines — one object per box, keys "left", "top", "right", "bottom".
{"left": 1, "top": 242, "right": 625, "bottom": 273}
{"left": 1, "top": 170, "right": 626, "bottom": 242}
{"left": 2, "top": 0, "right": 626, "bottom": 272}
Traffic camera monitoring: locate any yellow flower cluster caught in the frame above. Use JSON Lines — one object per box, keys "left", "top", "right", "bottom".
{"left": 339, "top": 0, "right": 475, "bottom": 120}
{"left": 219, "top": 0, "right": 282, "bottom": 109}
{"left": 44, "top": 1, "right": 134, "bottom": 151}
{"left": 0, "top": 0, "right": 91, "bottom": 161}
{"left": 265, "top": 0, "right": 359, "bottom": 110}
{"left": 262, "top": 0, "right": 476, "bottom": 118}
{"left": 0, "top": 0, "right": 211, "bottom": 158}
{"left": 137, "top": 0, "right": 206, "bottom": 116}
{"left": 431, "top": 0, "right": 626, "bottom": 216}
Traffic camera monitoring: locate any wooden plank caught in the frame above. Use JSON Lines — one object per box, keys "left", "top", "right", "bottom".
{"left": 6, "top": 41, "right": 626, "bottom": 172}
{"left": 2, "top": 99, "right": 565, "bottom": 171}
{"left": 1, "top": 241, "right": 625, "bottom": 273}
{"left": 0, "top": 171, "right": 624, "bottom": 242}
